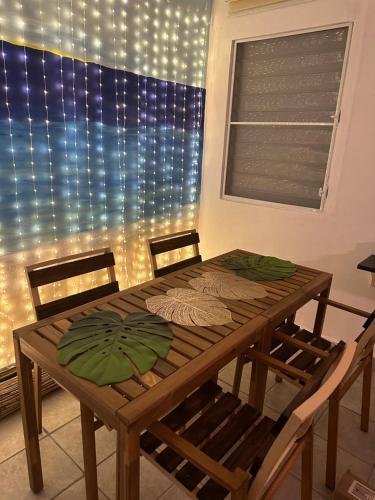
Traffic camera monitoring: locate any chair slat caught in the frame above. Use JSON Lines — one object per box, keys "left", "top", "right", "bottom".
{"left": 197, "top": 417, "right": 275, "bottom": 500}
{"left": 150, "top": 232, "right": 200, "bottom": 255}
{"left": 140, "top": 381, "right": 222, "bottom": 454}
{"left": 289, "top": 336, "right": 331, "bottom": 372}
{"left": 156, "top": 393, "right": 240, "bottom": 472}
{"left": 35, "top": 282, "right": 119, "bottom": 320}
{"left": 154, "top": 255, "right": 202, "bottom": 278}
{"left": 176, "top": 404, "right": 259, "bottom": 491}
{"left": 271, "top": 329, "right": 313, "bottom": 362}
{"left": 28, "top": 252, "right": 116, "bottom": 287}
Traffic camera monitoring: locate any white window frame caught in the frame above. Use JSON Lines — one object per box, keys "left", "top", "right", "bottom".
{"left": 220, "top": 22, "right": 353, "bottom": 212}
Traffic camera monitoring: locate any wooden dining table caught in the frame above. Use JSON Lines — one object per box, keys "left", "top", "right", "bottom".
{"left": 13, "top": 249, "right": 332, "bottom": 500}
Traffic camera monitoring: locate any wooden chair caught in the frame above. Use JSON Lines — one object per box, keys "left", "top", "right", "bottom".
{"left": 147, "top": 229, "right": 202, "bottom": 278}
{"left": 25, "top": 248, "right": 119, "bottom": 433}
{"left": 233, "top": 299, "right": 375, "bottom": 490}
{"left": 137, "top": 340, "right": 356, "bottom": 500}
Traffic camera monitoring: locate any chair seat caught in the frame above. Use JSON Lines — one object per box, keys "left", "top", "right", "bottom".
{"left": 268, "top": 323, "right": 333, "bottom": 383}
{"left": 141, "top": 381, "right": 276, "bottom": 500}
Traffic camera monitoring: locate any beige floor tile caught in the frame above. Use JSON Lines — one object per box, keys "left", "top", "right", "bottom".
{"left": 53, "top": 477, "right": 107, "bottom": 499}
{"left": 0, "top": 436, "right": 82, "bottom": 499}
{"left": 271, "top": 474, "right": 325, "bottom": 500}
{"left": 219, "top": 359, "right": 276, "bottom": 396}
{"left": 158, "top": 484, "right": 191, "bottom": 500}
{"left": 42, "top": 389, "right": 81, "bottom": 433}
{"left": 157, "top": 472, "right": 326, "bottom": 500}
{"left": 314, "top": 406, "right": 375, "bottom": 466}
{"left": 0, "top": 411, "right": 46, "bottom": 464}
{"left": 51, "top": 416, "right": 116, "bottom": 468}
{"left": 264, "top": 379, "right": 328, "bottom": 422}
{"left": 264, "top": 380, "right": 300, "bottom": 413}
{"left": 97, "top": 454, "right": 172, "bottom": 500}
{"left": 217, "top": 378, "right": 234, "bottom": 394}
{"left": 291, "top": 434, "right": 373, "bottom": 499}
{"left": 340, "top": 371, "right": 375, "bottom": 422}
{"left": 262, "top": 404, "right": 280, "bottom": 421}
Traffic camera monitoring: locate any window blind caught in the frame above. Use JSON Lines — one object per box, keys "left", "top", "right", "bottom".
{"left": 224, "top": 27, "right": 349, "bottom": 209}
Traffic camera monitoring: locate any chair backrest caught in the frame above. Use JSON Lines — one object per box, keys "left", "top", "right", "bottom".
{"left": 312, "top": 299, "right": 374, "bottom": 385}
{"left": 352, "top": 311, "right": 375, "bottom": 369}
{"left": 147, "top": 229, "right": 202, "bottom": 278}
{"left": 248, "top": 340, "right": 357, "bottom": 499}
{"left": 26, "top": 248, "right": 119, "bottom": 320}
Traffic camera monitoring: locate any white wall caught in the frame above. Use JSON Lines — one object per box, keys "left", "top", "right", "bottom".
{"left": 199, "top": 0, "right": 375, "bottom": 340}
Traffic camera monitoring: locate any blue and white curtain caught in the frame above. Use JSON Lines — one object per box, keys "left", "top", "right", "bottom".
{"left": 0, "top": 0, "right": 211, "bottom": 370}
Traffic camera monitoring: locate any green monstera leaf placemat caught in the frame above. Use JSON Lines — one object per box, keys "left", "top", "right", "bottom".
{"left": 57, "top": 311, "right": 173, "bottom": 386}
{"left": 221, "top": 255, "right": 297, "bottom": 281}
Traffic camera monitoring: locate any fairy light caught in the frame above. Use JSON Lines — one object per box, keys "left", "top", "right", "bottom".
{"left": 69, "top": 0, "right": 82, "bottom": 248}
{"left": 150, "top": 1, "right": 161, "bottom": 240}
{"left": 134, "top": 2, "right": 142, "bottom": 283}
{"left": 168, "top": 9, "right": 179, "bottom": 234}
{"left": 95, "top": 0, "right": 108, "bottom": 239}
{"left": 138, "top": 0, "right": 150, "bottom": 283}
{"left": 82, "top": 0, "right": 102, "bottom": 292}
{"left": 81, "top": 3, "right": 94, "bottom": 239}
{"left": 63, "top": 0, "right": 85, "bottom": 295}
{"left": 38, "top": 1, "right": 58, "bottom": 244}
{"left": 112, "top": 7, "right": 123, "bottom": 223}
{"left": 23, "top": 43, "right": 41, "bottom": 248}
{"left": 161, "top": 21, "right": 169, "bottom": 233}
{"left": 37, "top": 0, "right": 61, "bottom": 302}
{"left": 120, "top": 4, "right": 129, "bottom": 288}
{"left": 112, "top": 0, "right": 128, "bottom": 289}
{"left": 56, "top": 0, "right": 74, "bottom": 240}
{"left": 157, "top": 1, "right": 173, "bottom": 269}
{"left": 178, "top": 19, "right": 188, "bottom": 230}
{"left": 150, "top": 78, "right": 158, "bottom": 239}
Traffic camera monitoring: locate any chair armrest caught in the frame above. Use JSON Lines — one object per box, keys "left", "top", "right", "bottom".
{"left": 313, "top": 297, "right": 370, "bottom": 319}
{"left": 148, "top": 421, "right": 249, "bottom": 493}
{"left": 246, "top": 350, "right": 311, "bottom": 382}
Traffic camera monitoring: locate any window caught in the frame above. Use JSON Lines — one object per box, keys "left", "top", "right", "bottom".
{"left": 222, "top": 26, "right": 350, "bottom": 209}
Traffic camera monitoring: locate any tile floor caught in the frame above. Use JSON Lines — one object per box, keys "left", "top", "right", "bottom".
{"left": 0, "top": 361, "right": 374, "bottom": 499}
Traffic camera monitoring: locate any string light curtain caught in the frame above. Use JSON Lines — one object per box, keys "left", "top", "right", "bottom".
{"left": 0, "top": 0, "right": 211, "bottom": 371}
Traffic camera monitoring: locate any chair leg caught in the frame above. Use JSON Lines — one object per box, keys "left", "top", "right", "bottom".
{"left": 80, "top": 403, "right": 99, "bottom": 500}
{"left": 301, "top": 426, "right": 313, "bottom": 500}
{"left": 233, "top": 354, "right": 246, "bottom": 397}
{"left": 361, "top": 355, "right": 373, "bottom": 432}
{"left": 33, "top": 364, "right": 43, "bottom": 434}
{"left": 325, "top": 394, "right": 340, "bottom": 490}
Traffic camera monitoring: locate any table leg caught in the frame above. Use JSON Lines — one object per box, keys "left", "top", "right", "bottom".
{"left": 80, "top": 403, "right": 99, "bottom": 500}
{"left": 13, "top": 336, "right": 43, "bottom": 493}
{"left": 116, "top": 424, "right": 140, "bottom": 500}
{"left": 248, "top": 327, "right": 272, "bottom": 411}
{"left": 313, "top": 282, "right": 332, "bottom": 337}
